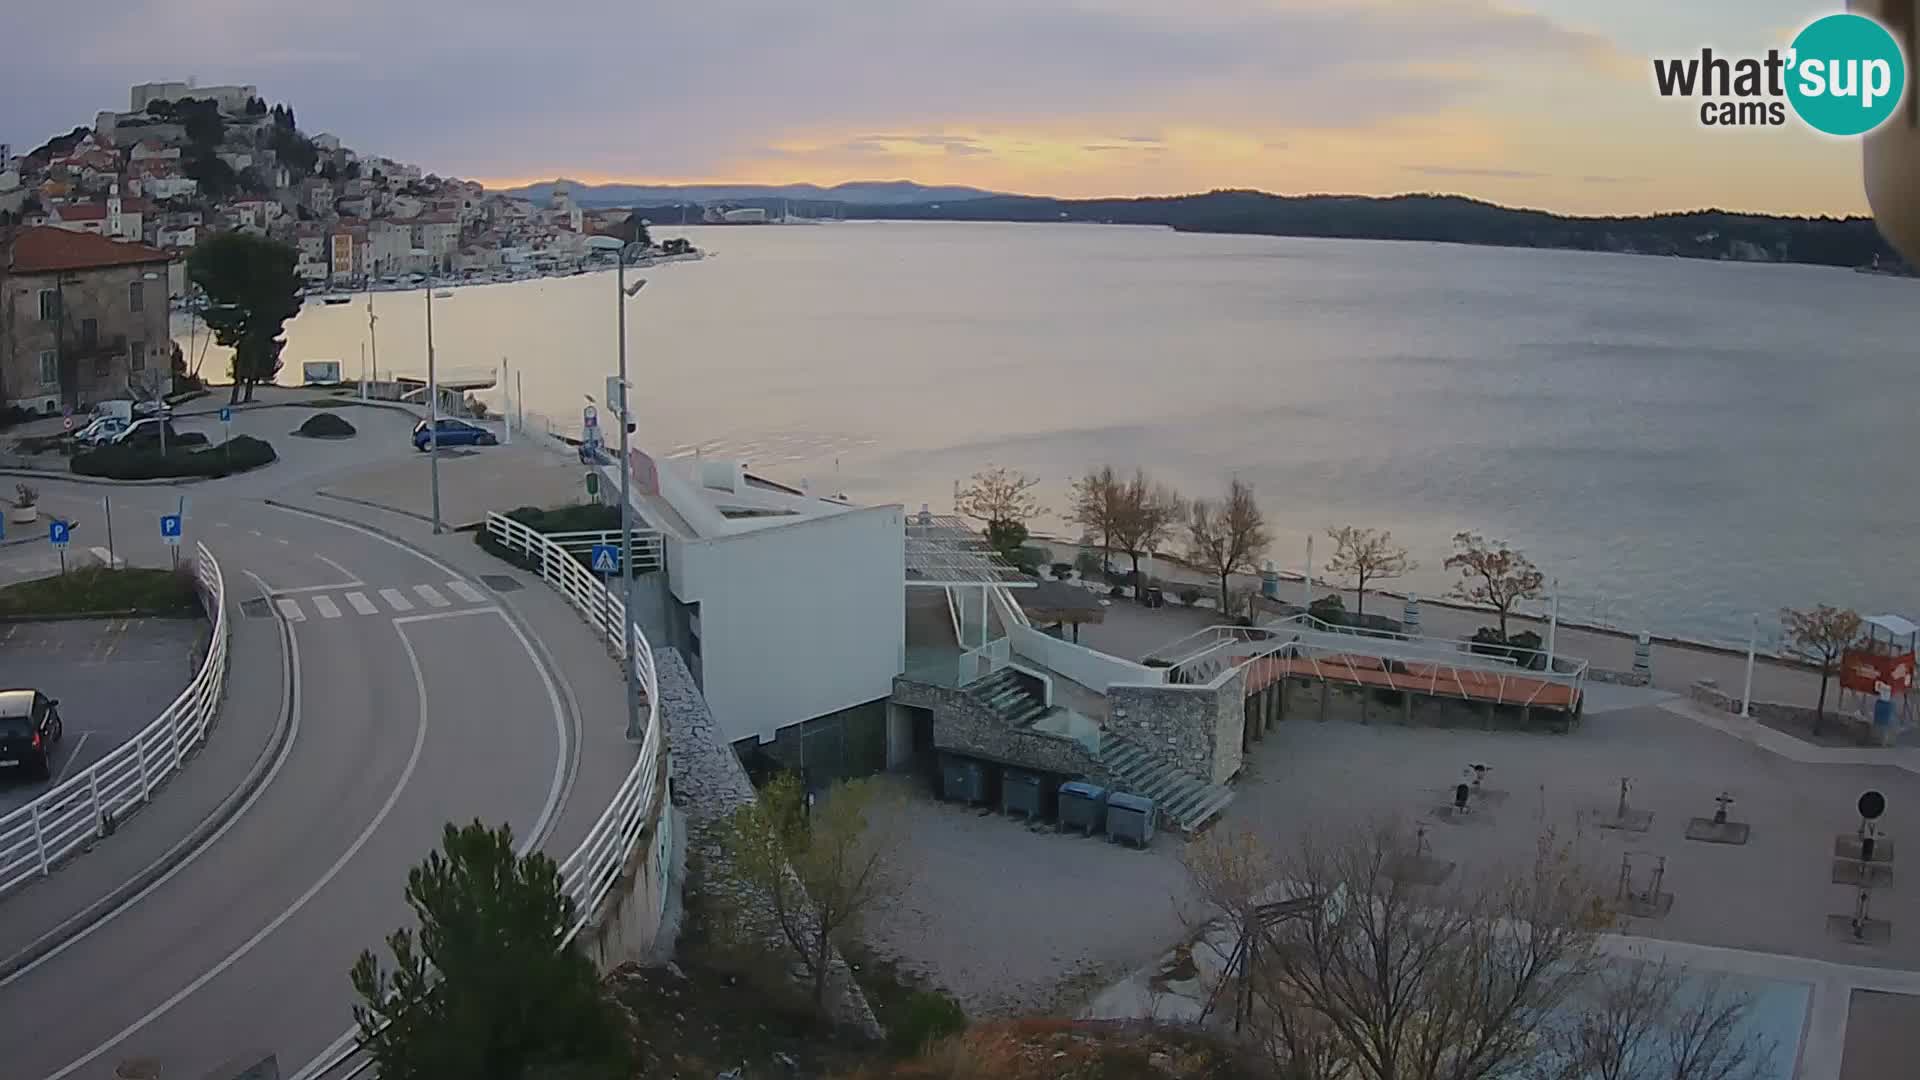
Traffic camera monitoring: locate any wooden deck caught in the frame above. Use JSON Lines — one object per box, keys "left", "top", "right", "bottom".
{"left": 1241, "top": 651, "right": 1581, "bottom": 710}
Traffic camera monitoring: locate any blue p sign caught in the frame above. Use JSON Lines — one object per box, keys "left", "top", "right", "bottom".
{"left": 160, "top": 514, "right": 183, "bottom": 545}
{"left": 219, "top": 407, "right": 232, "bottom": 423}
{"left": 49, "top": 521, "right": 70, "bottom": 547}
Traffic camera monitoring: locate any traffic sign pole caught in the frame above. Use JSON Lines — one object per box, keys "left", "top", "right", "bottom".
{"left": 103, "top": 495, "right": 114, "bottom": 569}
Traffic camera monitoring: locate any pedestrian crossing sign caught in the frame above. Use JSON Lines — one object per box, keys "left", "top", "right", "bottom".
{"left": 590, "top": 544, "right": 619, "bottom": 574}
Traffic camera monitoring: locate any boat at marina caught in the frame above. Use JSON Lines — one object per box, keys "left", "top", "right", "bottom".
{"left": 432, "top": 289, "right": 454, "bottom": 299}
{"left": 320, "top": 294, "right": 353, "bottom": 305}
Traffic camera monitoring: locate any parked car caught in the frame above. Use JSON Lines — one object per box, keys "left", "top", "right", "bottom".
{"left": 110, "top": 417, "right": 183, "bottom": 448}
{"left": 0, "top": 690, "right": 64, "bottom": 781}
{"left": 412, "top": 418, "right": 497, "bottom": 451}
{"left": 73, "top": 416, "right": 129, "bottom": 446}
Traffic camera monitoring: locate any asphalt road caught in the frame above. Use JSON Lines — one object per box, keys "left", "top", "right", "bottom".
{"left": 0, "top": 618, "right": 207, "bottom": 817}
{"left": 0, "top": 454, "right": 579, "bottom": 1079}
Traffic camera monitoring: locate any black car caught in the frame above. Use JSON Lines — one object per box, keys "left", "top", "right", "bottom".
{"left": 0, "top": 690, "right": 64, "bottom": 780}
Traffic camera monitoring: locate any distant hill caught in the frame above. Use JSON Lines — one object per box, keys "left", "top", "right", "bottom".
{"left": 837, "top": 189, "right": 1906, "bottom": 271}
{"left": 496, "top": 178, "right": 1005, "bottom": 208}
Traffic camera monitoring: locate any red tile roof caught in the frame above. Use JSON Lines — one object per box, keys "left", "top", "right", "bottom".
{"left": 54, "top": 203, "right": 108, "bottom": 221}
{"left": 5, "top": 226, "right": 172, "bottom": 273}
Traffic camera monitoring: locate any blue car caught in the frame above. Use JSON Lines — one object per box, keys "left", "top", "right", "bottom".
{"left": 413, "top": 418, "right": 498, "bottom": 451}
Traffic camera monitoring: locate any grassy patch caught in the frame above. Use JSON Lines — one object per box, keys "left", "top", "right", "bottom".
{"left": 71, "top": 436, "right": 276, "bottom": 480}
{"left": 471, "top": 503, "right": 653, "bottom": 575}
{"left": 0, "top": 567, "right": 200, "bottom": 618}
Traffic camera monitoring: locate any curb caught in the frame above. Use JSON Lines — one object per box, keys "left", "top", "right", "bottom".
{"left": 0, "top": 574, "right": 294, "bottom": 983}
{"left": 0, "top": 468, "right": 201, "bottom": 489}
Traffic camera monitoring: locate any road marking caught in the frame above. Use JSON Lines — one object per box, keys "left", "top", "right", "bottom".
{"left": 378, "top": 588, "right": 414, "bottom": 612}
{"left": 214, "top": 522, "right": 230, "bottom": 529}
{"left": 344, "top": 591, "right": 378, "bottom": 616}
{"left": 273, "top": 598, "right": 305, "bottom": 622}
{"left": 311, "top": 595, "right": 342, "bottom": 619}
{"left": 271, "top": 582, "right": 361, "bottom": 595}
{"left": 276, "top": 537, "right": 290, "bottom": 545}
{"left": 247, "top": 529, "right": 262, "bottom": 538}
{"left": 44, "top": 599, "right": 429, "bottom": 1080}
{"left": 412, "top": 583, "right": 450, "bottom": 608}
{"left": 392, "top": 606, "right": 500, "bottom": 625}
{"left": 446, "top": 579, "right": 486, "bottom": 604}
{"left": 51, "top": 732, "right": 92, "bottom": 786}
{"left": 1, "top": 568, "right": 302, "bottom": 989}
{"left": 313, "top": 553, "right": 359, "bottom": 583}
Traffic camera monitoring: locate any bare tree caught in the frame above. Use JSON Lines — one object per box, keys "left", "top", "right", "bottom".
{"left": 1324, "top": 526, "right": 1415, "bottom": 620}
{"left": 1108, "top": 468, "right": 1185, "bottom": 600}
{"left": 955, "top": 466, "right": 1045, "bottom": 564}
{"left": 1444, "top": 532, "right": 1545, "bottom": 641}
{"left": 1183, "top": 821, "right": 1609, "bottom": 1080}
{"left": 1189, "top": 478, "right": 1272, "bottom": 616}
{"left": 715, "top": 773, "right": 909, "bottom": 1010}
{"left": 1779, "top": 605, "right": 1864, "bottom": 734}
{"left": 1539, "top": 957, "right": 1776, "bottom": 1080}
{"left": 1064, "top": 465, "right": 1125, "bottom": 574}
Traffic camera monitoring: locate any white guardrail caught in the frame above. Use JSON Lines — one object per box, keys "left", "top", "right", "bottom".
{"left": 485, "top": 511, "right": 666, "bottom": 941}
{"left": 0, "top": 541, "right": 229, "bottom": 897}
{"left": 314, "top": 515, "right": 669, "bottom": 1080}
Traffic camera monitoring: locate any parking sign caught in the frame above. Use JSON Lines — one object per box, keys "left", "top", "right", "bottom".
{"left": 219, "top": 407, "right": 232, "bottom": 424}
{"left": 160, "top": 514, "right": 183, "bottom": 546}
{"left": 49, "top": 520, "right": 70, "bottom": 547}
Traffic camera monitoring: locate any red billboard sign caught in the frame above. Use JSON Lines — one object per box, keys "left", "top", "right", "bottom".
{"left": 1841, "top": 650, "right": 1916, "bottom": 694}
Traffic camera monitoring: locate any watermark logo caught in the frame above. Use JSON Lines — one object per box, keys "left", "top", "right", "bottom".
{"left": 1652, "top": 12, "right": 1908, "bottom": 136}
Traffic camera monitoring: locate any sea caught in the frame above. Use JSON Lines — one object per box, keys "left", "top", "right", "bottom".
{"left": 190, "top": 220, "right": 1920, "bottom": 649}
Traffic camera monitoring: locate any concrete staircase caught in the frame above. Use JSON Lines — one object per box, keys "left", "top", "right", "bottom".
{"left": 1098, "top": 734, "right": 1236, "bottom": 833}
{"left": 966, "top": 668, "right": 1051, "bottom": 727}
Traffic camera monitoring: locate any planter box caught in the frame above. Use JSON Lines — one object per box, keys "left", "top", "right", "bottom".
{"left": 7, "top": 505, "right": 37, "bottom": 526}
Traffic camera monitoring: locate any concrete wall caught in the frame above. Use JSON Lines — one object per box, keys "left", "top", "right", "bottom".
{"left": 669, "top": 504, "right": 906, "bottom": 746}
{"left": 1007, "top": 620, "right": 1163, "bottom": 692}
{"left": 1689, "top": 678, "right": 1881, "bottom": 742}
{"left": 894, "top": 676, "right": 1108, "bottom": 783}
{"left": 1276, "top": 676, "right": 1573, "bottom": 732}
{"left": 1105, "top": 670, "right": 1245, "bottom": 785}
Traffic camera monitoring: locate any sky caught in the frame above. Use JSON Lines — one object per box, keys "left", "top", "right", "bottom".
{"left": 0, "top": 0, "right": 1883, "bottom": 216}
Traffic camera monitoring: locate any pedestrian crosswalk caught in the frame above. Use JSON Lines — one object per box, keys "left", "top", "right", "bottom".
{"left": 268, "top": 581, "right": 492, "bottom": 623}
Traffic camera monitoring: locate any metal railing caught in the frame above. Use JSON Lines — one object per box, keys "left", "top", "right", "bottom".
{"left": 0, "top": 542, "right": 228, "bottom": 898}
{"left": 536, "top": 528, "right": 665, "bottom": 573}
{"left": 957, "top": 636, "right": 1011, "bottom": 687}
{"left": 483, "top": 511, "right": 666, "bottom": 932}
{"left": 314, "top": 516, "right": 670, "bottom": 1079}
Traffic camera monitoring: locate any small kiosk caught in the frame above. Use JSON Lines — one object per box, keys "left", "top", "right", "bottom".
{"left": 1841, "top": 614, "right": 1917, "bottom": 745}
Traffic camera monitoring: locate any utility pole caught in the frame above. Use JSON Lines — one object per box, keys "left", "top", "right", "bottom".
{"left": 614, "top": 247, "right": 647, "bottom": 741}
{"left": 426, "top": 286, "right": 441, "bottom": 534}
{"left": 366, "top": 276, "right": 379, "bottom": 387}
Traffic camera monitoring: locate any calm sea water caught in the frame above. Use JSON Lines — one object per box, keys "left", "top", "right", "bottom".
{"left": 215, "top": 221, "right": 1919, "bottom": 647}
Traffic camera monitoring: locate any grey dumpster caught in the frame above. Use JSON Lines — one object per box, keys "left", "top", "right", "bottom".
{"left": 1003, "top": 768, "right": 1044, "bottom": 820}
{"left": 941, "top": 755, "right": 986, "bottom": 805}
{"left": 1106, "top": 791, "right": 1156, "bottom": 848}
{"left": 1058, "top": 780, "right": 1108, "bottom": 836}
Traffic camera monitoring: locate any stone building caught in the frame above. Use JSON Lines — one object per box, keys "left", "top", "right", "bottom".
{"left": 1, "top": 226, "right": 173, "bottom": 413}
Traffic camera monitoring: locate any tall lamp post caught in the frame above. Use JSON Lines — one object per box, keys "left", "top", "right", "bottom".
{"left": 590, "top": 234, "right": 649, "bottom": 741}
{"left": 426, "top": 285, "right": 442, "bottom": 534}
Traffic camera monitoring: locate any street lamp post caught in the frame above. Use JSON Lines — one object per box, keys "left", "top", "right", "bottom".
{"left": 594, "top": 234, "right": 649, "bottom": 741}
{"left": 426, "top": 285, "right": 442, "bottom": 534}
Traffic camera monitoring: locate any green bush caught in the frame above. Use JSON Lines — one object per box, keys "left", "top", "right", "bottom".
{"left": 296, "top": 411, "right": 358, "bottom": 438}
{"left": 72, "top": 435, "right": 276, "bottom": 480}
{"left": 0, "top": 566, "right": 200, "bottom": 617}
{"left": 505, "top": 503, "right": 623, "bottom": 533}
{"left": 1073, "top": 549, "right": 1103, "bottom": 578}
{"left": 889, "top": 989, "right": 967, "bottom": 1055}
{"left": 1308, "top": 592, "right": 1347, "bottom": 625}
{"left": 1178, "top": 586, "right": 1203, "bottom": 607}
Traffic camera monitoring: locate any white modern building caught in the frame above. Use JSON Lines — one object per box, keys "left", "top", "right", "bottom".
{"left": 601, "top": 449, "right": 906, "bottom": 766}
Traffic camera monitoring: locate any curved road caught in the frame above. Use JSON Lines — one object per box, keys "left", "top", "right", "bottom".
{"left": 0, "top": 475, "right": 578, "bottom": 1079}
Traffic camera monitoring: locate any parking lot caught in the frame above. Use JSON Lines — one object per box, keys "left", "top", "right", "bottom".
{"left": 0, "top": 617, "right": 207, "bottom": 815}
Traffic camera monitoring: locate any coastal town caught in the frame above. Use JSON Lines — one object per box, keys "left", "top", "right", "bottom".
{"left": 0, "top": 80, "right": 671, "bottom": 303}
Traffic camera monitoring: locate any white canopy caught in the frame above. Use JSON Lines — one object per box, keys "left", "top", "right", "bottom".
{"left": 1865, "top": 614, "right": 1919, "bottom": 639}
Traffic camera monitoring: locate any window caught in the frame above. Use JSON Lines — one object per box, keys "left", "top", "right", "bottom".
{"left": 39, "top": 351, "right": 58, "bottom": 386}
{"left": 38, "top": 290, "right": 59, "bottom": 322}
{"left": 129, "top": 280, "right": 144, "bottom": 312}
{"left": 79, "top": 318, "right": 98, "bottom": 350}
{"left": 130, "top": 340, "right": 146, "bottom": 371}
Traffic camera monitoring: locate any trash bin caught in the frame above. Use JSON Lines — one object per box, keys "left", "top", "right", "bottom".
{"left": 941, "top": 754, "right": 986, "bottom": 805}
{"left": 1142, "top": 587, "right": 1166, "bottom": 609}
{"left": 1106, "top": 792, "right": 1156, "bottom": 848}
{"left": 1058, "top": 781, "right": 1108, "bottom": 836}
{"left": 1002, "top": 768, "right": 1044, "bottom": 820}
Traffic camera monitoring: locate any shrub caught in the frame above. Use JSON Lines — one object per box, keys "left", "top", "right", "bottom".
{"left": 890, "top": 990, "right": 967, "bottom": 1055}
{"left": 1050, "top": 562, "right": 1074, "bottom": 580}
{"left": 296, "top": 411, "right": 358, "bottom": 438}
{"left": 72, "top": 435, "right": 276, "bottom": 480}
{"left": 1178, "top": 586, "right": 1203, "bottom": 607}
{"left": 1109, "top": 585, "right": 1127, "bottom": 599}
{"left": 14, "top": 483, "right": 38, "bottom": 508}
{"left": 1308, "top": 592, "right": 1347, "bottom": 625}
{"left": 1073, "top": 549, "right": 1103, "bottom": 578}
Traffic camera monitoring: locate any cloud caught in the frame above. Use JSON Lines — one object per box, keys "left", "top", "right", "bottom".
{"left": 1404, "top": 165, "right": 1548, "bottom": 180}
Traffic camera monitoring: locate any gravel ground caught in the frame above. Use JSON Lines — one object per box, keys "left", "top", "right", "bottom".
{"left": 862, "top": 777, "right": 1199, "bottom": 1018}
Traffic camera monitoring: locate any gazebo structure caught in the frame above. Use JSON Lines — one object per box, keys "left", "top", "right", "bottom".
{"left": 903, "top": 508, "right": 1034, "bottom": 686}
{"left": 1019, "top": 580, "right": 1106, "bottom": 643}
{"left": 1841, "top": 614, "right": 1917, "bottom": 741}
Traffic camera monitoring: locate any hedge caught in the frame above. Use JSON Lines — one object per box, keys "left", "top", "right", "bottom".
{"left": 296, "top": 412, "right": 357, "bottom": 438}
{"left": 72, "top": 435, "right": 277, "bottom": 480}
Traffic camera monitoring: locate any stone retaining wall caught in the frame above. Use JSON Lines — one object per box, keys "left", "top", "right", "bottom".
{"left": 1588, "top": 668, "right": 1651, "bottom": 688}
{"left": 660, "top": 648, "right": 882, "bottom": 1036}
{"left": 1106, "top": 670, "right": 1246, "bottom": 785}
{"left": 893, "top": 676, "right": 1107, "bottom": 782}
{"left": 1688, "top": 677, "right": 1883, "bottom": 744}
